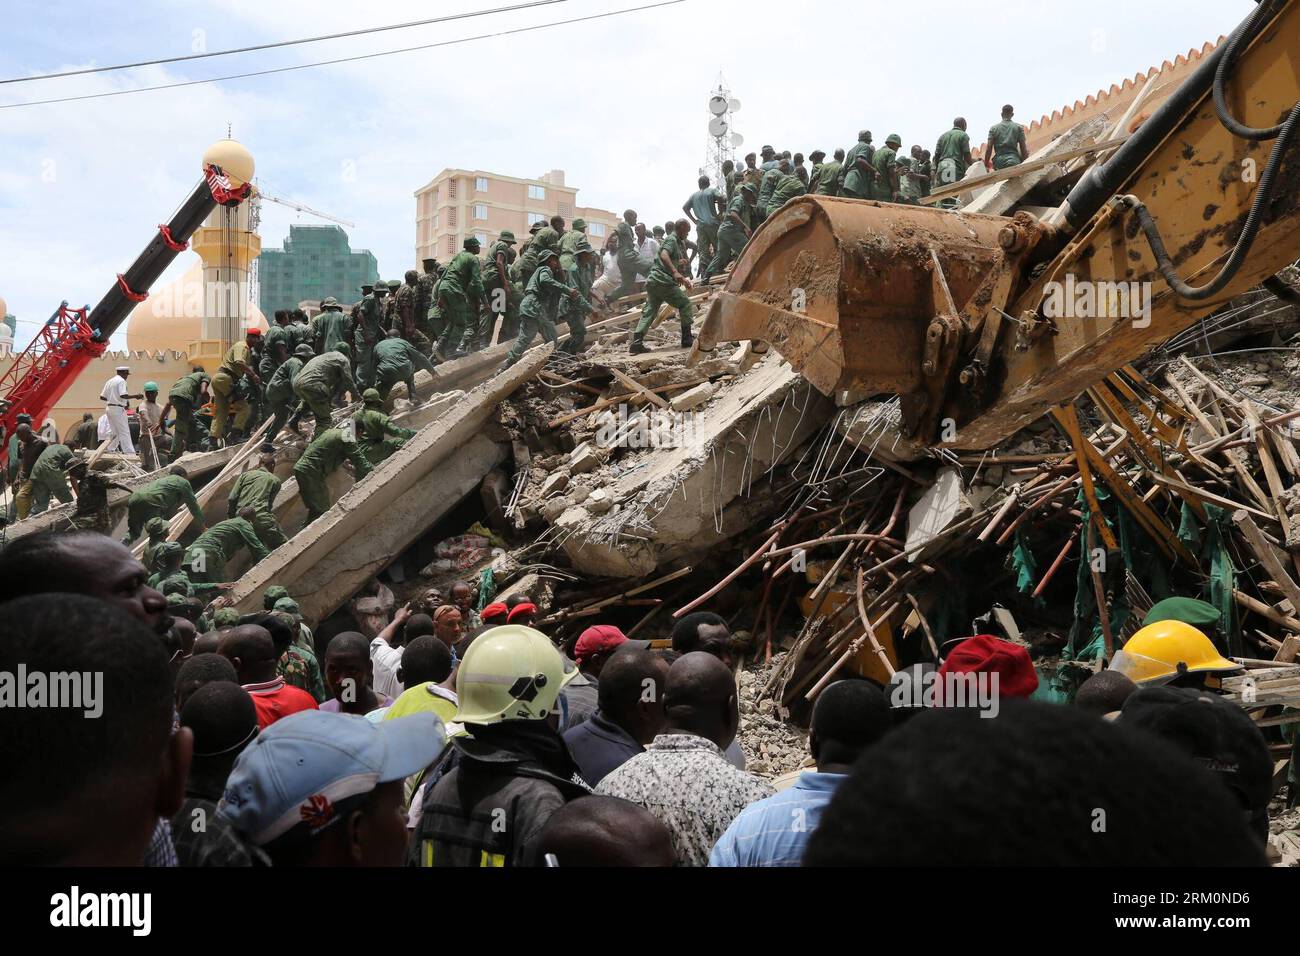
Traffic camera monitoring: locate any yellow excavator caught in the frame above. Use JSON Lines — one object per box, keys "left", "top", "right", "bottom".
{"left": 693, "top": 0, "right": 1300, "bottom": 452}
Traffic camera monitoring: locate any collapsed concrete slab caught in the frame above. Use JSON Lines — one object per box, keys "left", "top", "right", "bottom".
{"left": 905, "top": 466, "right": 972, "bottom": 559}
{"left": 546, "top": 353, "right": 833, "bottom": 578}
{"left": 224, "top": 349, "right": 550, "bottom": 622}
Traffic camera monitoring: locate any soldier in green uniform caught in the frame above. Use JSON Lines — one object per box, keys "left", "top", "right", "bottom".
{"left": 704, "top": 182, "right": 757, "bottom": 280}
{"left": 934, "top": 117, "right": 972, "bottom": 208}
{"left": 227, "top": 449, "right": 287, "bottom": 550}
{"left": 911, "top": 146, "right": 933, "bottom": 199}
{"left": 183, "top": 508, "right": 269, "bottom": 583}
{"left": 559, "top": 218, "right": 588, "bottom": 272}
{"left": 66, "top": 456, "right": 129, "bottom": 535}
{"left": 312, "top": 297, "right": 350, "bottom": 354}
{"left": 353, "top": 389, "right": 416, "bottom": 465}
{"left": 24, "top": 442, "right": 76, "bottom": 516}
{"left": 757, "top": 160, "right": 786, "bottom": 221}
{"left": 558, "top": 239, "right": 598, "bottom": 355}
{"left": 138, "top": 516, "right": 171, "bottom": 572}
{"left": 806, "top": 151, "right": 827, "bottom": 195}
{"left": 293, "top": 343, "right": 358, "bottom": 431}
{"left": 871, "top": 134, "right": 903, "bottom": 202}
{"left": 514, "top": 219, "right": 546, "bottom": 288}
{"left": 815, "top": 148, "right": 845, "bottom": 196}
{"left": 415, "top": 260, "right": 439, "bottom": 345}
{"left": 479, "top": 230, "right": 519, "bottom": 352}
{"left": 896, "top": 153, "right": 921, "bottom": 204}
{"left": 531, "top": 216, "right": 565, "bottom": 263}
{"left": 721, "top": 158, "right": 737, "bottom": 201}
{"left": 125, "top": 465, "right": 205, "bottom": 542}
{"left": 262, "top": 312, "right": 294, "bottom": 379}
{"left": 372, "top": 330, "right": 437, "bottom": 403}
{"left": 613, "top": 210, "right": 645, "bottom": 301}
{"left": 683, "top": 176, "right": 725, "bottom": 279}
{"left": 767, "top": 160, "right": 807, "bottom": 213}
{"left": 66, "top": 412, "right": 98, "bottom": 451}
{"left": 840, "top": 130, "right": 876, "bottom": 199}
{"left": 393, "top": 271, "right": 433, "bottom": 355}
{"left": 209, "top": 329, "right": 262, "bottom": 446}
{"left": 292, "top": 427, "right": 373, "bottom": 526}
{"left": 346, "top": 284, "right": 373, "bottom": 361}
{"left": 287, "top": 309, "right": 313, "bottom": 352}
{"left": 502, "top": 248, "right": 578, "bottom": 369}
{"left": 438, "top": 237, "right": 487, "bottom": 359}
{"left": 355, "top": 281, "right": 388, "bottom": 387}
{"left": 632, "top": 219, "right": 695, "bottom": 355}
{"left": 985, "top": 104, "right": 1028, "bottom": 171}
{"left": 266, "top": 343, "right": 312, "bottom": 438}
{"left": 149, "top": 542, "right": 227, "bottom": 599}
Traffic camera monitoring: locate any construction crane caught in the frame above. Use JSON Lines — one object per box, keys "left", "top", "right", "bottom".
{"left": 0, "top": 139, "right": 257, "bottom": 464}
{"left": 694, "top": 0, "right": 1300, "bottom": 452}
{"left": 253, "top": 184, "right": 354, "bottom": 228}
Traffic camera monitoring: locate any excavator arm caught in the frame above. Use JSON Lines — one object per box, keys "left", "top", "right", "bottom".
{"left": 694, "top": 0, "right": 1300, "bottom": 451}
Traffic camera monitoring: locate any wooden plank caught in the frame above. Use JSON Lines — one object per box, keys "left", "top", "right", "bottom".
{"left": 920, "top": 136, "right": 1127, "bottom": 205}
{"left": 607, "top": 366, "right": 669, "bottom": 409}
{"left": 1147, "top": 472, "right": 1278, "bottom": 524}
{"left": 1233, "top": 511, "right": 1300, "bottom": 613}
{"left": 1234, "top": 589, "right": 1300, "bottom": 633}
{"left": 1051, "top": 405, "right": 1118, "bottom": 549}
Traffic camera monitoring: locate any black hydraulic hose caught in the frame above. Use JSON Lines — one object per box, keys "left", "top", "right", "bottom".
{"left": 1119, "top": 98, "right": 1298, "bottom": 300}
{"left": 1214, "top": 0, "right": 1288, "bottom": 141}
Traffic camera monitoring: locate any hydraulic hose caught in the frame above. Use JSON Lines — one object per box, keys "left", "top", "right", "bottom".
{"left": 1214, "top": 0, "right": 1288, "bottom": 141}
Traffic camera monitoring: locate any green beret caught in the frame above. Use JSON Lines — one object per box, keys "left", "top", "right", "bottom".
{"left": 1143, "top": 597, "right": 1222, "bottom": 629}
{"left": 263, "top": 585, "right": 291, "bottom": 610}
{"left": 273, "top": 597, "right": 301, "bottom": 615}
{"left": 213, "top": 608, "right": 240, "bottom": 627}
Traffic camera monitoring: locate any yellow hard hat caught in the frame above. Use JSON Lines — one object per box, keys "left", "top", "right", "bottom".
{"left": 453, "top": 625, "right": 576, "bottom": 725}
{"left": 1110, "top": 619, "right": 1241, "bottom": 685}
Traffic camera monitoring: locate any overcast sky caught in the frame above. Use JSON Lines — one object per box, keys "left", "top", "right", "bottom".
{"left": 0, "top": 0, "right": 1251, "bottom": 348}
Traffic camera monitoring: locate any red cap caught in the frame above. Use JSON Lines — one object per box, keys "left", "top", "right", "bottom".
{"left": 937, "top": 634, "right": 1038, "bottom": 700}
{"left": 480, "top": 602, "right": 508, "bottom": 623}
{"left": 506, "top": 602, "right": 538, "bottom": 623}
{"left": 574, "top": 625, "right": 629, "bottom": 665}
{"left": 245, "top": 327, "right": 262, "bottom": 337}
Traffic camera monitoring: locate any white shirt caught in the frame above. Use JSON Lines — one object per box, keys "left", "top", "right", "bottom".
{"left": 97, "top": 414, "right": 112, "bottom": 440}
{"left": 601, "top": 251, "right": 622, "bottom": 283}
{"left": 137, "top": 401, "right": 162, "bottom": 430}
{"left": 101, "top": 375, "right": 129, "bottom": 406}
{"left": 370, "top": 637, "right": 404, "bottom": 701}
{"left": 638, "top": 237, "right": 660, "bottom": 261}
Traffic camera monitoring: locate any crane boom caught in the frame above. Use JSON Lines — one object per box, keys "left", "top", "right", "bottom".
{"left": 255, "top": 188, "right": 354, "bottom": 228}
{"left": 0, "top": 165, "right": 252, "bottom": 462}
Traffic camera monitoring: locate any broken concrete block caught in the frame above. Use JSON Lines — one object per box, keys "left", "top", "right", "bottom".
{"left": 670, "top": 381, "right": 716, "bottom": 412}
{"left": 570, "top": 441, "right": 603, "bottom": 474}
{"left": 540, "top": 470, "right": 570, "bottom": 498}
{"left": 905, "top": 466, "right": 973, "bottom": 558}
{"left": 586, "top": 488, "right": 614, "bottom": 514}
{"left": 569, "top": 483, "right": 591, "bottom": 505}
{"left": 540, "top": 496, "right": 574, "bottom": 522}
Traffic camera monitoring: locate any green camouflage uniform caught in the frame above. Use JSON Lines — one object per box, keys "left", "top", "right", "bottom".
{"left": 312, "top": 308, "right": 350, "bottom": 354}
{"left": 372, "top": 337, "right": 436, "bottom": 401}
{"left": 559, "top": 258, "right": 597, "bottom": 353}
{"left": 505, "top": 263, "right": 573, "bottom": 366}
{"left": 479, "top": 238, "right": 520, "bottom": 348}
{"left": 26, "top": 444, "right": 75, "bottom": 516}
{"left": 614, "top": 220, "right": 644, "bottom": 300}
{"left": 814, "top": 160, "right": 842, "bottom": 196}
{"left": 438, "top": 251, "right": 486, "bottom": 356}
{"left": 126, "top": 473, "right": 203, "bottom": 542}
{"left": 871, "top": 144, "right": 899, "bottom": 201}
{"left": 292, "top": 427, "right": 373, "bottom": 523}
{"left": 265, "top": 354, "right": 305, "bottom": 437}
{"left": 634, "top": 234, "right": 695, "bottom": 343}
{"left": 704, "top": 191, "right": 755, "bottom": 280}
{"left": 840, "top": 140, "right": 876, "bottom": 199}
{"left": 227, "top": 466, "right": 287, "bottom": 550}
{"left": 355, "top": 292, "right": 388, "bottom": 387}
{"left": 988, "top": 119, "right": 1027, "bottom": 170}
{"left": 167, "top": 371, "right": 209, "bottom": 459}
{"left": 293, "top": 350, "right": 358, "bottom": 429}
{"left": 183, "top": 516, "right": 268, "bottom": 584}
{"left": 767, "top": 173, "right": 807, "bottom": 213}
{"left": 354, "top": 402, "right": 416, "bottom": 465}
{"left": 392, "top": 281, "right": 433, "bottom": 355}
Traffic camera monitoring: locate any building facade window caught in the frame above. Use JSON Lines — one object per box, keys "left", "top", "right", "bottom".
{"left": 589, "top": 222, "right": 606, "bottom": 238}
{"left": 473, "top": 203, "right": 488, "bottom": 220}
{"left": 475, "top": 176, "right": 489, "bottom": 192}
{"left": 557, "top": 201, "right": 572, "bottom": 217}
{"left": 527, "top": 212, "right": 546, "bottom": 226}
{"left": 446, "top": 236, "right": 455, "bottom": 254}
{"left": 475, "top": 232, "right": 489, "bottom": 248}
{"left": 448, "top": 179, "right": 458, "bottom": 199}
{"left": 528, "top": 184, "right": 545, "bottom": 200}
{"left": 448, "top": 209, "right": 457, "bottom": 227}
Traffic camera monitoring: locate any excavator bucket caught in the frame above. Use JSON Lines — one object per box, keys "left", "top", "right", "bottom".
{"left": 695, "top": 196, "right": 1011, "bottom": 405}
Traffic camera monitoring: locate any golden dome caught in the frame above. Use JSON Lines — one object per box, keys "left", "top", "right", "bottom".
{"left": 125, "top": 260, "right": 268, "bottom": 353}
{"left": 0, "top": 295, "right": 7, "bottom": 315}
{"left": 202, "top": 138, "right": 255, "bottom": 187}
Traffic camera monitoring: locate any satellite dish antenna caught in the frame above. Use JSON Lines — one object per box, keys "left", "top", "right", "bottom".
{"left": 730, "top": 132, "right": 745, "bottom": 147}
{"left": 728, "top": 98, "right": 741, "bottom": 113}
{"left": 708, "top": 95, "right": 728, "bottom": 116}
{"left": 708, "top": 116, "right": 729, "bottom": 137}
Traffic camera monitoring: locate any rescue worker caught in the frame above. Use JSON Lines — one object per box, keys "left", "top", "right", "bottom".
{"left": 393, "top": 271, "right": 433, "bottom": 355}
{"left": 262, "top": 311, "right": 294, "bottom": 378}
{"left": 125, "top": 465, "right": 205, "bottom": 542}
{"left": 515, "top": 219, "right": 547, "bottom": 288}
{"left": 372, "top": 330, "right": 436, "bottom": 403}
{"left": 355, "top": 281, "right": 390, "bottom": 387}
{"left": 4, "top": 413, "right": 31, "bottom": 519}
{"left": 292, "top": 426, "right": 373, "bottom": 526}
{"left": 353, "top": 389, "right": 415, "bottom": 465}
{"left": 480, "top": 230, "right": 520, "bottom": 351}
{"left": 631, "top": 219, "right": 695, "bottom": 355}
{"left": 210, "top": 328, "right": 262, "bottom": 446}
{"left": 65, "top": 455, "right": 129, "bottom": 534}
{"left": 410, "top": 624, "right": 586, "bottom": 867}
{"left": 757, "top": 159, "right": 785, "bottom": 220}
{"left": 985, "top": 104, "right": 1028, "bottom": 171}
{"left": 288, "top": 308, "right": 314, "bottom": 353}
{"left": 162, "top": 368, "right": 210, "bottom": 460}
{"left": 558, "top": 239, "right": 598, "bottom": 355}
{"left": 140, "top": 516, "right": 171, "bottom": 573}
{"left": 148, "top": 542, "right": 226, "bottom": 599}
{"left": 183, "top": 507, "right": 269, "bottom": 583}
{"left": 99, "top": 364, "right": 139, "bottom": 454}
{"left": 704, "top": 182, "right": 757, "bottom": 280}
{"left": 311, "top": 297, "right": 350, "bottom": 355}
{"left": 23, "top": 441, "right": 75, "bottom": 516}
{"left": 439, "top": 238, "right": 487, "bottom": 359}
{"left": 266, "top": 343, "right": 313, "bottom": 438}
{"left": 816, "top": 148, "right": 845, "bottom": 196}
{"left": 347, "top": 285, "right": 374, "bottom": 364}
{"left": 684, "top": 176, "right": 725, "bottom": 277}
{"left": 840, "top": 130, "right": 876, "bottom": 199}
{"left": 934, "top": 117, "right": 971, "bottom": 200}
{"left": 559, "top": 218, "right": 589, "bottom": 272}
{"left": 416, "top": 259, "right": 440, "bottom": 347}
{"left": 502, "top": 248, "right": 578, "bottom": 370}
{"left": 871, "top": 133, "right": 903, "bottom": 202}
{"left": 293, "top": 343, "right": 359, "bottom": 432}
{"left": 767, "top": 159, "right": 807, "bottom": 213}
{"left": 67, "top": 412, "right": 98, "bottom": 451}
{"left": 227, "top": 450, "right": 287, "bottom": 550}
{"left": 613, "top": 210, "right": 645, "bottom": 301}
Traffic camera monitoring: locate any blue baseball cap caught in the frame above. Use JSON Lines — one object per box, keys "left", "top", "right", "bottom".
{"left": 218, "top": 710, "right": 446, "bottom": 846}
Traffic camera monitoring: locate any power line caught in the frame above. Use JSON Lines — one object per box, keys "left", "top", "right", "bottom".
{"left": 0, "top": 0, "right": 564, "bottom": 85}
{"left": 0, "top": 1, "right": 685, "bottom": 110}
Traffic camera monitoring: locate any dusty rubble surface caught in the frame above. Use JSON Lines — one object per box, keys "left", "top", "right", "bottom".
{"left": 738, "top": 652, "right": 810, "bottom": 779}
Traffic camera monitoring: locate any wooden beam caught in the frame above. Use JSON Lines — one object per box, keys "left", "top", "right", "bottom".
{"left": 920, "top": 137, "right": 1127, "bottom": 205}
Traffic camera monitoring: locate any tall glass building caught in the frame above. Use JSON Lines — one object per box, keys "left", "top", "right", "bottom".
{"left": 258, "top": 225, "right": 379, "bottom": 315}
